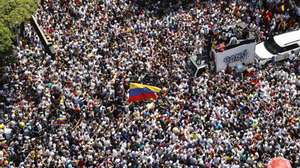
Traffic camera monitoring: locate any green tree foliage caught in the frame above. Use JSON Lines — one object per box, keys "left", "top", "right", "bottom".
{"left": 0, "top": 22, "right": 12, "bottom": 54}
{"left": 0, "top": 0, "right": 38, "bottom": 54}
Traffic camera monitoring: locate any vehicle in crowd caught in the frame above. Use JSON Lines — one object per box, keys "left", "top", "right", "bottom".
{"left": 186, "top": 55, "right": 208, "bottom": 77}
{"left": 255, "top": 29, "right": 300, "bottom": 65}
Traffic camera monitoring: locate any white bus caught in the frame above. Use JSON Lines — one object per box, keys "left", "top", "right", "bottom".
{"left": 255, "top": 29, "right": 300, "bottom": 65}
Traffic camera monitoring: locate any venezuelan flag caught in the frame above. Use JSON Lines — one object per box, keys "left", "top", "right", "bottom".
{"left": 128, "top": 83, "right": 161, "bottom": 103}
{"left": 56, "top": 115, "right": 66, "bottom": 125}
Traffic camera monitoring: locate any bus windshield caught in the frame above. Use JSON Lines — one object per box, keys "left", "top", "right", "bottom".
{"left": 264, "top": 37, "right": 282, "bottom": 54}
{"left": 264, "top": 37, "right": 300, "bottom": 54}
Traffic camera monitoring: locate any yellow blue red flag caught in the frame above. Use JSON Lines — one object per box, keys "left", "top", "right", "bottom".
{"left": 128, "top": 83, "right": 161, "bottom": 103}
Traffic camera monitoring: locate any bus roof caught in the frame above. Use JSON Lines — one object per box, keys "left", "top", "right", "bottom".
{"left": 273, "top": 29, "right": 300, "bottom": 47}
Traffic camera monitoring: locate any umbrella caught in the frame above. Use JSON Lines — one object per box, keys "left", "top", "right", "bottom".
{"left": 267, "top": 157, "right": 292, "bottom": 168}
{"left": 235, "top": 64, "right": 246, "bottom": 73}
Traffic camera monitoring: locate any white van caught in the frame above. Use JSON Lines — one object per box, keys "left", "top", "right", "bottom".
{"left": 255, "top": 29, "right": 300, "bottom": 65}
{"left": 186, "top": 55, "right": 208, "bottom": 77}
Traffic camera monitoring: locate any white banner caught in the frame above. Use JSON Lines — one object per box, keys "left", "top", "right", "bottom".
{"left": 214, "top": 41, "right": 256, "bottom": 72}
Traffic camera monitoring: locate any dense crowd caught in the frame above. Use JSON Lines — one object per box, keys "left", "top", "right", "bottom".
{"left": 0, "top": 0, "right": 299, "bottom": 167}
